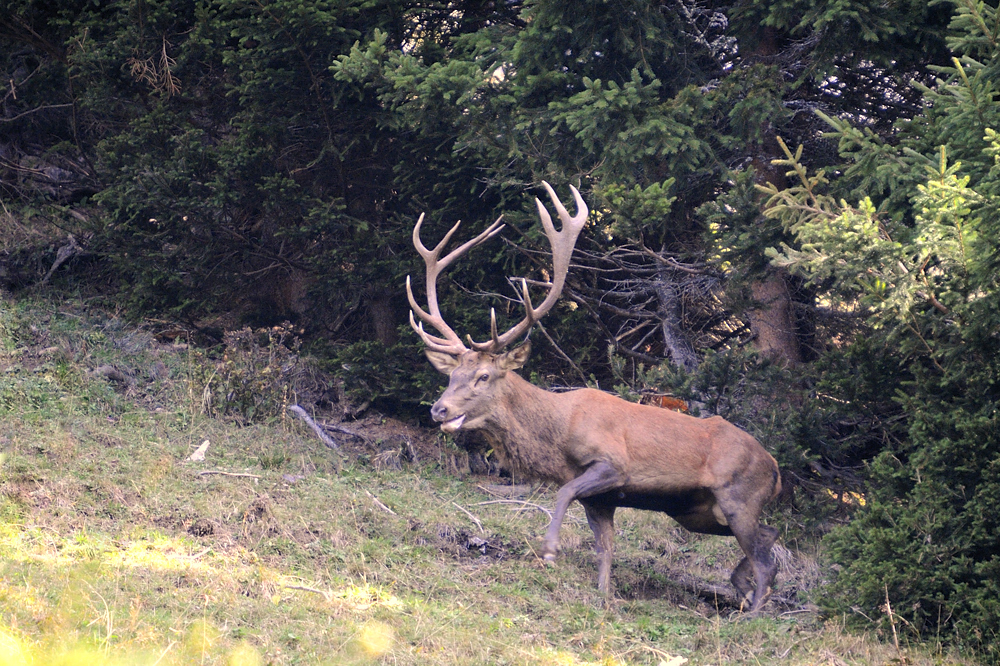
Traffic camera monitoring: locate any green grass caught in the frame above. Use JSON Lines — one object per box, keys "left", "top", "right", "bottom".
{"left": 0, "top": 295, "right": 976, "bottom": 665}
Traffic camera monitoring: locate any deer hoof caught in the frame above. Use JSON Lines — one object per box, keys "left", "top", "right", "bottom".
{"left": 543, "top": 553, "right": 556, "bottom": 565}
{"left": 753, "top": 586, "right": 773, "bottom": 609}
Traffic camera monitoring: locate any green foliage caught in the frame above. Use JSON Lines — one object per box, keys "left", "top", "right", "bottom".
{"left": 597, "top": 179, "right": 677, "bottom": 240}
{"left": 700, "top": 169, "right": 778, "bottom": 274}
{"left": 0, "top": 0, "right": 957, "bottom": 398}
{"left": 330, "top": 337, "right": 443, "bottom": 415}
{"left": 762, "top": 42, "right": 1000, "bottom": 653}
{"left": 824, "top": 378, "right": 1000, "bottom": 659}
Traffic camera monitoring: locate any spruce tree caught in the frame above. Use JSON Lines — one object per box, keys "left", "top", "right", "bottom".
{"left": 761, "top": 1, "right": 1000, "bottom": 650}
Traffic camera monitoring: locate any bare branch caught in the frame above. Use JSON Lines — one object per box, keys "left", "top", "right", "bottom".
{"left": 288, "top": 404, "right": 340, "bottom": 451}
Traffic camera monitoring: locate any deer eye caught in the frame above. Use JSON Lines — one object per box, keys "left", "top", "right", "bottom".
{"left": 476, "top": 373, "right": 490, "bottom": 385}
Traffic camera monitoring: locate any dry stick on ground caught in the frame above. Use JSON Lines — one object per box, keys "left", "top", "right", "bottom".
{"left": 665, "top": 570, "right": 736, "bottom": 607}
{"left": 452, "top": 502, "right": 484, "bottom": 533}
{"left": 283, "top": 584, "right": 333, "bottom": 602}
{"left": 476, "top": 484, "right": 533, "bottom": 498}
{"left": 41, "top": 234, "right": 83, "bottom": 284}
{"left": 474, "top": 499, "right": 589, "bottom": 526}
{"left": 365, "top": 489, "right": 397, "bottom": 515}
{"left": 288, "top": 405, "right": 340, "bottom": 450}
{"left": 324, "top": 422, "right": 370, "bottom": 443}
{"left": 197, "top": 470, "right": 262, "bottom": 479}
{"left": 474, "top": 499, "right": 553, "bottom": 521}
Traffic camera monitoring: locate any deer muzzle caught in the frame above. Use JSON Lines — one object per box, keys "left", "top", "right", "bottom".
{"left": 431, "top": 402, "right": 466, "bottom": 433}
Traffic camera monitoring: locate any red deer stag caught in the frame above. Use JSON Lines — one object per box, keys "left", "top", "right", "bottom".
{"left": 406, "top": 182, "right": 782, "bottom": 612}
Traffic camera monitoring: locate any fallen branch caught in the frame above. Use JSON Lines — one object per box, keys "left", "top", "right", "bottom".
{"left": 282, "top": 584, "right": 332, "bottom": 602}
{"left": 477, "top": 484, "right": 533, "bottom": 498}
{"left": 667, "top": 569, "right": 736, "bottom": 606}
{"left": 365, "top": 489, "right": 397, "bottom": 515}
{"left": 452, "top": 501, "right": 484, "bottom": 533}
{"left": 323, "top": 422, "right": 370, "bottom": 443}
{"left": 42, "top": 234, "right": 83, "bottom": 284}
{"left": 474, "top": 499, "right": 553, "bottom": 521}
{"left": 288, "top": 404, "right": 340, "bottom": 450}
{"left": 197, "top": 470, "right": 261, "bottom": 479}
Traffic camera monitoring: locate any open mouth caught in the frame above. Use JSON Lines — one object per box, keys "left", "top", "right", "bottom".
{"left": 440, "top": 414, "right": 466, "bottom": 433}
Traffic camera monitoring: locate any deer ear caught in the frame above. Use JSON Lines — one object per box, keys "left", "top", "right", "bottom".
{"left": 497, "top": 341, "right": 531, "bottom": 371}
{"left": 425, "top": 350, "right": 461, "bottom": 375}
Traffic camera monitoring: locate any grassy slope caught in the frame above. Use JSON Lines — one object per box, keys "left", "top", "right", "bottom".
{"left": 0, "top": 295, "right": 972, "bottom": 665}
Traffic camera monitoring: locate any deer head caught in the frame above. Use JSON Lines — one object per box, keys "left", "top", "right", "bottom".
{"left": 406, "top": 182, "right": 588, "bottom": 430}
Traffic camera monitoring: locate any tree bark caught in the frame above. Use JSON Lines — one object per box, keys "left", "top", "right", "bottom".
{"left": 748, "top": 269, "right": 801, "bottom": 364}
{"left": 653, "top": 271, "right": 699, "bottom": 372}
{"left": 746, "top": 27, "right": 803, "bottom": 365}
{"left": 367, "top": 292, "right": 398, "bottom": 346}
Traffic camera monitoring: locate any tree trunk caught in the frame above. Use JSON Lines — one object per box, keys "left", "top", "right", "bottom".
{"left": 654, "top": 271, "right": 699, "bottom": 372}
{"left": 748, "top": 269, "right": 801, "bottom": 364}
{"left": 747, "top": 27, "right": 802, "bottom": 365}
{"left": 368, "top": 292, "right": 398, "bottom": 346}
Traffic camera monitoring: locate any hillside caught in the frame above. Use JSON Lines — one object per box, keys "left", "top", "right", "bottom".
{"left": 0, "top": 294, "right": 971, "bottom": 665}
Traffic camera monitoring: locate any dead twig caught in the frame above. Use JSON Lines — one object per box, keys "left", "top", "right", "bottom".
{"left": 288, "top": 404, "right": 340, "bottom": 450}
{"left": 618, "top": 642, "right": 688, "bottom": 664}
{"left": 885, "top": 583, "right": 900, "bottom": 651}
{"left": 150, "top": 640, "right": 177, "bottom": 666}
{"left": 197, "top": 470, "right": 261, "bottom": 479}
{"left": 474, "top": 499, "right": 553, "bottom": 521}
{"left": 535, "top": 320, "right": 588, "bottom": 384}
{"left": 283, "top": 584, "right": 333, "bottom": 602}
{"left": 323, "top": 422, "right": 370, "bottom": 443}
{"left": 452, "top": 501, "right": 484, "bottom": 533}
{"left": 779, "top": 607, "right": 820, "bottom": 616}
{"left": 477, "top": 484, "right": 533, "bottom": 498}
{"left": 42, "top": 234, "right": 83, "bottom": 284}
{"left": 365, "top": 489, "right": 397, "bottom": 515}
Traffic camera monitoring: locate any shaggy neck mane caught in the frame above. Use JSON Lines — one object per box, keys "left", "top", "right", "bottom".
{"left": 476, "top": 372, "right": 571, "bottom": 484}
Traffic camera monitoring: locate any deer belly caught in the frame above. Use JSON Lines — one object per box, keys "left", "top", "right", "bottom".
{"left": 588, "top": 489, "right": 733, "bottom": 536}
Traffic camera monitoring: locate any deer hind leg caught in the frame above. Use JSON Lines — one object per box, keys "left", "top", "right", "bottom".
{"left": 733, "top": 524, "right": 778, "bottom": 613}
{"left": 581, "top": 501, "right": 616, "bottom": 598}
{"left": 730, "top": 556, "right": 754, "bottom": 606}
{"left": 716, "top": 489, "right": 779, "bottom": 613}
{"left": 542, "top": 461, "right": 625, "bottom": 562}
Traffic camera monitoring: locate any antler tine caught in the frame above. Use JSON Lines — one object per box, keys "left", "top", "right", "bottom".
{"left": 468, "top": 181, "right": 588, "bottom": 353}
{"left": 407, "top": 213, "right": 505, "bottom": 354}
{"left": 406, "top": 278, "right": 464, "bottom": 353}
{"left": 437, "top": 218, "right": 505, "bottom": 272}
{"left": 468, "top": 307, "right": 502, "bottom": 350}
{"left": 407, "top": 311, "right": 468, "bottom": 354}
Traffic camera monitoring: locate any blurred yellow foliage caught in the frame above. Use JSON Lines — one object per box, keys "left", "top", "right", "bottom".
{"left": 356, "top": 621, "right": 394, "bottom": 657}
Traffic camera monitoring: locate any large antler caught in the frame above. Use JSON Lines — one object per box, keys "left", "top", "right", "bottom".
{"left": 407, "top": 181, "right": 588, "bottom": 355}
{"left": 406, "top": 213, "right": 505, "bottom": 354}
{"left": 468, "top": 182, "right": 588, "bottom": 352}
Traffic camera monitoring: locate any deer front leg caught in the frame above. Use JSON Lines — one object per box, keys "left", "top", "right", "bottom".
{"left": 542, "top": 461, "right": 624, "bottom": 562}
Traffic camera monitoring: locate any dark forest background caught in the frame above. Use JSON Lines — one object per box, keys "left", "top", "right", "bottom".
{"left": 2, "top": 0, "right": 999, "bottom": 659}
